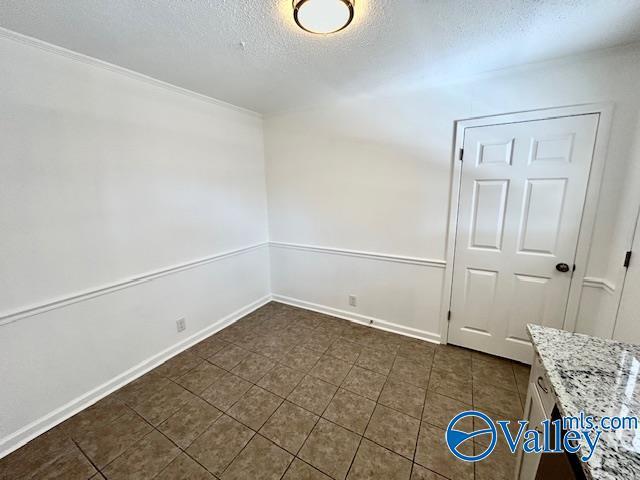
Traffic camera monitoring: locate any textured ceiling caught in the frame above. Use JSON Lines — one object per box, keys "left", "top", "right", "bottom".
{"left": 1, "top": 0, "right": 640, "bottom": 114}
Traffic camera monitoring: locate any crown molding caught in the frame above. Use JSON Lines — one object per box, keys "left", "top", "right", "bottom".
{"left": 0, "top": 27, "right": 261, "bottom": 118}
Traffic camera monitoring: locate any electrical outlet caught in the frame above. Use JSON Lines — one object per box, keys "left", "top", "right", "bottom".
{"left": 348, "top": 295, "right": 357, "bottom": 307}
{"left": 176, "top": 318, "right": 186, "bottom": 332}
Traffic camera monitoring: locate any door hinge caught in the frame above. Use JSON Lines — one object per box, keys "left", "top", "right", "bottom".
{"left": 447, "top": 310, "right": 451, "bottom": 321}
{"left": 459, "top": 148, "right": 464, "bottom": 161}
{"left": 624, "top": 251, "right": 632, "bottom": 268}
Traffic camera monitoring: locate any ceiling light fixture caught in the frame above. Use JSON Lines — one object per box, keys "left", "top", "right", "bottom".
{"left": 293, "top": 0, "right": 354, "bottom": 34}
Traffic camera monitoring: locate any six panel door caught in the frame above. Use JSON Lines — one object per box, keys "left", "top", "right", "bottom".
{"left": 448, "top": 114, "right": 599, "bottom": 363}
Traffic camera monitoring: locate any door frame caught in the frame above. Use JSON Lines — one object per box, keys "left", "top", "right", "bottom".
{"left": 439, "top": 103, "right": 614, "bottom": 344}
{"left": 612, "top": 204, "right": 640, "bottom": 340}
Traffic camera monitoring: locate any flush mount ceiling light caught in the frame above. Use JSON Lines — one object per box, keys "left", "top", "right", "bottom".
{"left": 293, "top": 0, "right": 354, "bottom": 34}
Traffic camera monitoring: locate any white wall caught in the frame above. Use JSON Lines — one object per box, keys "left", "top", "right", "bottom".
{"left": 265, "top": 43, "right": 640, "bottom": 341}
{"left": 0, "top": 33, "right": 270, "bottom": 454}
{"left": 3, "top": 27, "right": 640, "bottom": 459}
{"left": 611, "top": 116, "right": 640, "bottom": 342}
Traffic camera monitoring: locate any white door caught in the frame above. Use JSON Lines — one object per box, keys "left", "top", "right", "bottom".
{"left": 448, "top": 114, "right": 599, "bottom": 363}
{"left": 614, "top": 210, "right": 640, "bottom": 344}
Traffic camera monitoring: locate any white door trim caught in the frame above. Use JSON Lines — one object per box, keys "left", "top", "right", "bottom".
{"left": 439, "top": 103, "right": 614, "bottom": 343}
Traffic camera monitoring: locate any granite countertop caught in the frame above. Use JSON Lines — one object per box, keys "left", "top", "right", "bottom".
{"left": 527, "top": 324, "right": 640, "bottom": 480}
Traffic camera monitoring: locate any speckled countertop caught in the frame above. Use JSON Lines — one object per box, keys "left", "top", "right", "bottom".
{"left": 527, "top": 324, "right": 640, "bottom": 480}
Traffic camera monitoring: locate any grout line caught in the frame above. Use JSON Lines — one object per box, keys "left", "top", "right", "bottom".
{"left": 343, "top": 343, "right": 404, "bottom": 478}
{"left": 71, "top": 438, "right": 102, "bottom": 476}
{"left": 13, "top": 303, "right": 463, "bottom": 479}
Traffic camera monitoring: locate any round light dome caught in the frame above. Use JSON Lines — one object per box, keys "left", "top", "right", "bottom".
{"left": 293, "top": 0, "right": 354, "bottom": 34}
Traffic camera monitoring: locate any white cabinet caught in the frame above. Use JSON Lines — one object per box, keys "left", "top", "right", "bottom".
{"left": 515, "top": 381, "right": 547, "bottom": 479}
{"left": 515, "top": 354, "right": 556, "bottom": 480}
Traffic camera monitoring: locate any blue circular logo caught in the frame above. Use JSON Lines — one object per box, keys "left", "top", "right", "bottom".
{"left": 445, "top": 410, "right": 497, "bottom": 462}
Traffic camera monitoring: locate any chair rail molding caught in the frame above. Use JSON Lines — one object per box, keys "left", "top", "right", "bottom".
{"left": 269, "top": 241, "right": 446, "bottom": 268}
{"left": 0, "top": 242, "right": 269, "bottom": 326}
{"left": 582, "top": 276, "right": 616, "bottom": 295}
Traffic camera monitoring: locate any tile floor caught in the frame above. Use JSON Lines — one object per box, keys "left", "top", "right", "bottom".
{"left": 0, "top": 302, "right": 531, "bottom": 480}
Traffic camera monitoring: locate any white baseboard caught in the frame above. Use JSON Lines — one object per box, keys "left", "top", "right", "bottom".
{"left": 0, "top": 294, "right": 272, "bottom": 459}
{"left": 271, "top": 294, "right": 441, "bottom": 345}
{"left": 1, "top": 292, "right": 442, "bottom": 458}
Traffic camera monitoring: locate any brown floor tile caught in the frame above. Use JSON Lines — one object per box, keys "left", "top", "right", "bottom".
{"left": 10, "top": 306, "right": 533, "bottom": 480}
{"left": 303, "top": 331, "right": 335, "bottom": 354}
{"left": 428, "top": 369, "right": 472, "bottom": 404}
{"left": 323, "top": 389, "right": 375, "bottom": 434}
{"left": 155, "top": 453, "right": 216, "bottom": 480}
{"left": 34, "top": 445, "right": 97, "bottom": 480}
{"left": 115, "top": 372, "right": 170, "bottom": 405}
{"left": 471, "top": 351, "right": 514, "bottom": 373}
{"left": 389, "top": 356, "right": 430, "bottom": 388}
{"left": 435, "top": 344, "right": 471, "bottom": 362}
{"left": 364, "top": 405, "right": 419, "bottom": 459}
{"left": 288, "top": 310, "right": 323, "bottom": 330}
{"left": 257, "top": 364, "right": 305, "bottom": 397}
{"left": 287, "top": 375, "right": 338, "bottom": 415}
{"left": 378, "top": 377, "right": 426, "bottom": 419}
{"left": 231, "top": 352, "right": 276, "bottom": 383}
{"left": 341, "top": 324, "right": 370, "bottom": 343}
{"left": 309, "top": 355, "right": 352, "bottom": 386}
{"left": 473, "top": 383, "right": 523, "bottom": 418}
{"left": 227, "top": 385, "right": 283, "bottom": 430}
{"left": 189, "top": 336, "right": 229, "bottom": 359}
{"left": 347, "top": 438, "right": 412, "bottom": 480}
{"left": 101, "top": 430, "right": 179, "bottom": 480}
{"left": 282, "top": 458, "right": 332, "bottom": 480}
{"left": 474, "top": 440, "right": 518, "bottom": 480}
{"left": 513, "top": 362, "right": 531, "bottom": 394}
{"left": 415, "top": 424, "right": 473, "bottom": 480}
{"left": 158, "top": 396, "right": 222, "bottom": 449}
{"left": 355, "top": 347, "right": 395, "bottom": 375}
{"left": 363, "top": 333, "right": 400, "bottom": 354}
{"left": 410, "top": 464, "right": 447, "bottom": 480}
{"left": 432, "top": 352, "right": 472, "bottom": 377}
{"left": 422, "top": 391, "right": 472, "bottom": 431}
{"left": 316, "top": 316, "right": 349, "bottom": 336}
{"left": 472, "top": 357, "right": 518, "bottom": 391}
{"left": 519, "top": 390, "right": 528, "bottom": 409}
{"left": 326, "top": 337, "right": 362, "bottom": 364}
{"left": 176, "top": 361, "right": 227, "bottom": 394}
{"left": 253, "top": 342, "right": 294, "bottom": 362}
{"left": 127, "top": 381, "right": 194, "bottom": 426}
{"left": 282, "top": 324, "right": 315, "bottom": 341}
{"left": 298, "top": 419, "right": 361, "bottom": 480}
{"left": 186, "top": 414, "right": 255, "bottom": 476}
{"left": 76, "top": 409, "right": 153, "bottom": 468}
{"left": 209, "top": 344, "right": 249, "bottom": 370}
{"left": 200, "top": 372, "right": 252, "bottom": 411}
{"left": 259, "top": 401, "right": 319, "bottom": 454}
{"left": 342, "top": 366, "right": 386, "bottom": 401}
{"left": 397, "top": 340, "right": 435, "bottom": 366}
{"left": 62, "top": 395, "right": 129, "bottom": 439}
{"left": 222, "top": 434, "right": 293, "bottom": 480}
{"left": 2, "top": 426, "right": 74, "bottom": 476}
{"left": 155, "top": 351, "right": 202, "bottom": 380}
{"left": 280, "top": 346, "right": 322, "bottom": 372}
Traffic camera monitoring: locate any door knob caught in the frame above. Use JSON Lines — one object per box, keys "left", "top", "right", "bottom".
{"left": 556, "top": 263, "right": 570, "bottom": 273}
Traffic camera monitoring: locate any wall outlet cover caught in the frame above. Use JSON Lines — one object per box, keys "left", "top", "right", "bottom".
{"left": 176, "top": 318, "right": 186, "bottom": 332}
